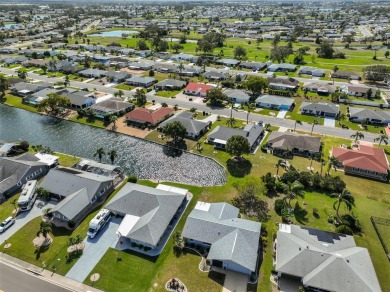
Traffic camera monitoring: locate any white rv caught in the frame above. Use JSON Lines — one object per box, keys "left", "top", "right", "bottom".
{"left": 17, "top": 180, "right": 38, "bottom": 212}
{"left": 87, "top": 209, "right": 111, "bottom": 238}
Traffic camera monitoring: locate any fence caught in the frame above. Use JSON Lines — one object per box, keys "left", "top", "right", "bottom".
{"left": 370, "top": 216, "right": 390, "bottom": 261}
{"left": 339, "top": 99, "right": 390, "bottom": 108}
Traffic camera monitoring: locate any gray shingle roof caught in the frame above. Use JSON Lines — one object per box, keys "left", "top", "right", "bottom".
{"left": 105, "top": 183, "right": 186, "bottom": 246}
{"left": 50, "top": 188, "right": 90, "bottom": 220}
{"left": 267, "top": 132, "right": 321, "bottom": 152}
{"left": 0, "top": 156, "right": 47, "bottom": 194}
{"left": 208, "top": 124, "right": 263, "bottom": 147}
{"left": 159, "top": 112, "right": 208, "bottom": 135}
{"left": 255, "top": 95, "right": 294, "bottom": 107}
{"left": 40, "top": 167, "right": 112, "bottom": 199}
{"left": 182, "top": 202, "right": 261, "bottom": 272}
{"left": 276, "top": 224, "right": 381, "bottom": 292}
{"left": 301, "top": 102, "right": 339, "bottom": 115}
{"left": 349, "top": 107, "right": 390, "bottom": 121}
{"left": 224, "top": 89, "right": 251, "bottom": 102}
{"left": 155, "top": 79, "right": 186, "bottom": 88}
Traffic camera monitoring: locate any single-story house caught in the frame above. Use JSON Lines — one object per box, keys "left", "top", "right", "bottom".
{"left": 184, "top": 82, "right": 213, "bottom": 97}
{"left": 240, "top": 61, "right": 267, "bottom": 71}
{"left": 267, "top": 63, "right": 297, "bottom": 72}
{"left": 265, "top": 132, "right": 321, "bottom": 157}
{"left": 78, "top": 68, "right": 108, "bottom": 78}
{"left": 105, "top": 71, "right": 132, "bottom": 83}
{"left": 255, "top": 95, "right": 294, "bottom": 110}
{"left": 25, "top": 88, "right": 61, "bottom": 105}
{"left": 170, "top": 53, "right": 198, "bottom": 63}
{"left": 60, "top": 90, "right": 97, "bottom": 108}
{"left": 48, "top": 60, "right": 72, "bottom": 72}
{"left": 0, "top": 143, "right": 19, "bottom": 157}
{"left": 207, "top": 124, "right": 264, "bottom": 151}
{"left": 267, "top": 77, "right": 299, "bottom": 91}
{"left": 125, "top": 77, "right": 156, "bottom": 88}
{"left": 179, "top": 66, "right": 202, "bottom": 77}
{"left": 298, "top": 66, "right": 325, "bottom": 77}
{"left": 154, "top": 79, "right": 186, "bottom": 91}
{"left": 105, "top": 183, "right": 187, "bottom": 251}
{"left": 300, "top": 102, "right": 339, "bottom": 118}
{"left": 216, "top": 58, "right": 240, "bottom": 67}
{"left": 153, "top": 63, "right": 178, "bottom": 73}
{"left": 40, "top": 167, "right": 114, "bottom": 228}
{"left": 11, "top": 82, "right": 51, "bottom": 97}
{"left": 182, "top": 201, "right": 261, "bottom": 276}
{"left": 331, "top": 142, "right": 389, "bottom": 181}
{"left": 224, "top": 89, "right": 251, "bottom": 104}
{"left": 331, "top": 70, "right": 361, "bottom": 80}
{"left": 89, "top": 98, "right": 134, "bottom": 118}
{"left": 0, "top": 154, "right": 49, "bottom": 200}
{"left": 347, "top": 85, "right": 373, "bottom": 97}
{"left": 108, "top": 57, "right": 131, "bottom": 68}
{"left": 125, "top": 107, "right": 174, "bottom": 127}
{"left": 159, "top": 111, "right": 210, "bottom": 139}
{"left": 275, "top": 224, "right": 381, "bottom": 292}
{"left": 22, "top": 59, "right": 49, "bottom": 68}
{"left": 128, "top": 61, "right": 154, "bottom": 70}
{"left": 204, "top": 71, "right": 230, "bottom": 81}
{"left": 349, "top": 107, "right": 390, "bottom": 125}
{"left": 302, "top": 82, "right": 337, "bottom": 95}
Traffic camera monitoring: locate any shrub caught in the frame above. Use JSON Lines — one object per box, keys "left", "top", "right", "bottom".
{"left": 68, "top": 220, "right": 76, "bottom": 229}
{"left": 335, "top": 225, "right": 353, "bottom": 235}
{"left": 128, "top": 175, "right": 138, "bottom": 183}
{"left": 274, "top": 199, "right": 285, "bottom": 216}
{"left": 340, "top": 214, "right": 362, "bottom": 232}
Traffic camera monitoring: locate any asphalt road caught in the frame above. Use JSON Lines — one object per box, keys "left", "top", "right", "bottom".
{"left": 358, "top": 25, "right": 373, "bottom": 38}
{"left": 0, "top": 67, "right": 381, "bottom": 142}
{"left": 0, "top": 262, "right": 71, "bottom": 292}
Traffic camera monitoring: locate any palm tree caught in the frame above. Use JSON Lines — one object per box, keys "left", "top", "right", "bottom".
{"left": 93, "top": 147, "right": 105, "bottom": 162}
{"left": 177, "top": 62, "right": 184, "bottom": 79}
{"left": 226, "top": 117, "right": 236, "bottom": 128}
{"left": 374, "top": 133, "right": 388, "bottom": 146}
{"left": 10, "top": 199, "right": 18, "bottom": 214}
{"left": 275, "top": 159, "right": 285, "bottom": 176}
{"left": 327, "top": 156, "right": 340, "bottom": 175}
{"left": 246, "top": 104, "right": 255, "bottom": 124}
{"left": 329, "top": 189, "right": 355, "bottom": 219}
{"left": 108, "top": 150, "right": 118, "bottom": 165}
{"left": 283, "top": 181, "right": 304, "bottom": 208}
{"left": 350, "top": 130, "right": 364, "bottom": 143}
{"left": 293, "top": 120, "right": 302, "bottom": 132}
{"left": 337, "top": 113, "right": 346, "bottom": 126}
{"left": 283, "top": 148, "right": 293, "bottom": 164}
{"left": 109, "top": 115, "right": 118, "bottom": 129}
{"left": 37, "top": 221, "right": 52, "bottom": 239}
{"left": 310, "top": 119, "right": 319, "bottom": 135}
{"left": 114, "top": 90, "right": 124, "bottom": 99}
{"left": 64, "top": 75, "right": 70, "bottom": 87}
{"left": 0, "top": 74, "right": 9, "bottom": 97}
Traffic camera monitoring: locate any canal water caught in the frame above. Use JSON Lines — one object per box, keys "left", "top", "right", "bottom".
{"left": 0, "top": 105, "right": 227, "bottom": 186}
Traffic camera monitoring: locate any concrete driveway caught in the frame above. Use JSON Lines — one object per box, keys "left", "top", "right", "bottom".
{"left": 65, "top": 217, "right": 121, "bottom": 283}
{"left": 222, "top": 271, "right": 248, "bottom": 292}
{"left": 277, "top": 110, "right": 288, "bottom": 119}
{"left": 324, "top": 117, "right": 336, "bottom": 127}
{"left": 0, "top": 199, "right": 56, "bottom": 243}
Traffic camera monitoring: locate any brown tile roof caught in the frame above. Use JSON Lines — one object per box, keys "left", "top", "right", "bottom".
{"left": 125, "top": 107, "right": 174, "bottom": 124}
{"left": 332, "top": 145, "right": 389, "bottom": 174}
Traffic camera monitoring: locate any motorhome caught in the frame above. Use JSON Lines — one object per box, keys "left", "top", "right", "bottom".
{"left": 87, "top": 208, "right": 111, "bottom": 238}
{"left": 17, "top": 180, "right": 38, "bottom": 211}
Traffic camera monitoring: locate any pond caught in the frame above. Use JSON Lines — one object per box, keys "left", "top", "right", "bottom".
{"left": 88, "top": 30, "right": 138, "bottom": 38}
{"left": 0, "top": 105, "right": 227, "bottom": 186}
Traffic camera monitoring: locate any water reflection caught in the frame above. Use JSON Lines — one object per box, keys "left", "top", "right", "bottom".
{"left": 0, "top": 105, "right": 227, "bottom": 186}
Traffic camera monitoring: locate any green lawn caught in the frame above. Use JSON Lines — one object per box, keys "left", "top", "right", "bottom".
{"left": 155, "top": 89, "right": 181, "bottom": 98}
{"left": 4, "top": 94, "right": 39, "bottom": 113}
{"left": 68, "top": 115, "right": 105, "bottom": 129}
{"left": 0, "top": 180, "right": 128, "bottom": 275}
{"left": 115, "top": 83, "right": 135, "bottom": 91}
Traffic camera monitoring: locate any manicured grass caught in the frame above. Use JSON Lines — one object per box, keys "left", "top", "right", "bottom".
{"left": 68, "top": 115, "right": 105, "bottom": 129}
{"left": 0, "top": 180, "right": 128, "bottom": 276}
{"left": 144, "top": 130, "right": 198, "bottom": 151}
{"left": 4, "top": 94, "right": 39, "bottom": 113}
{"left": 155, "top": 89, "right": 181, "bottom": 98}
{"left": 115, "top": 83, "right": 135, "bottom": 91}
{"left": 0, "top": 199, "right": 17, "bottom": 223}
{"left": 54, "top": 152, "right": 80, "bottom": 167}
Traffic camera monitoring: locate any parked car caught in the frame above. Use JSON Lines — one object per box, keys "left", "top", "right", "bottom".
{"left": 0, "top": 216, "right": 16, "bottom": 233}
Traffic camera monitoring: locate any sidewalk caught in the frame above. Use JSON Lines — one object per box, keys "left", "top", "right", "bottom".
{"left": 0, "top": 253, "right": 102, "bottom": 292}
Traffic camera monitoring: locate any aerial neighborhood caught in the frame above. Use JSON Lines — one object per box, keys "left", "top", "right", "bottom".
{"left": 0, "top": 1, "right": 390, "bottom": 292}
